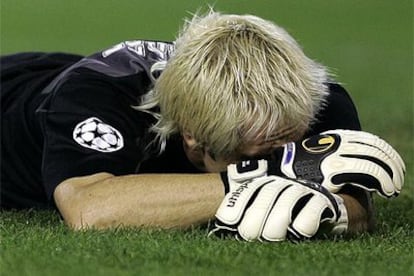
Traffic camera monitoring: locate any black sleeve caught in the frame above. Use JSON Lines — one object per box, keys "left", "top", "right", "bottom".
{"left": 38, "top": 74, "right": 153, "bottom": 199}
{"left": 305, "top": 83, "right": 361, "bottom": 137}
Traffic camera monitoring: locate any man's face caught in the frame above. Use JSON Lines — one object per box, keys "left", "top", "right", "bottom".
{"left": 183, "top": 128, "right": 301, "bottom": 172}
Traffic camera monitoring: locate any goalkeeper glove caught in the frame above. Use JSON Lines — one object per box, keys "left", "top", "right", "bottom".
{"left": 222, "top": 129, "right": 405, "bottom": 198}
{"left": 210, "top": 175, "right": 348, "bottom": 241}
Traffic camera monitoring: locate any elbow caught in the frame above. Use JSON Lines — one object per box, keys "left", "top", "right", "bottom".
{"left": 54, "top": 180, "right": 84, "bottom": 230}
{"left": 53, "top": 173, "right": 114, "bottom": 230}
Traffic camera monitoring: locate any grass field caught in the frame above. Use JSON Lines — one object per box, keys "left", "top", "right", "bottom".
{"left": 1, "top": 0, "right": 413, "bottom": 275}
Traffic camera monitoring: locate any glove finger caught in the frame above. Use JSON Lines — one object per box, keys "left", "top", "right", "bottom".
{"left": 215, "top": 177, "right": 271, "bottom": 226}
{"left": 261, "top": 183, "right": 309, "bottom": 241}
{"left": 338, "top": 140, "right": 403, "bottom": 193}
{"left": 327, "top": 129, "right": 406, "bottom": 174}
{"left": 327, "top": 157, "right": 396, "bottom": 197}
{"left": 347, "top": 131, "right": 404, "bottom": 188}
{"left": 238, "top": 180, "right": 290, "bottom": 241}
{"left": 290, "top": 194, "right": 336, "bottom": 239}
{"left": 359, "top": 130, "right": 405, "bottom": 172}
{"left": 208, "top": 221, "right": 238, "bottom": 239}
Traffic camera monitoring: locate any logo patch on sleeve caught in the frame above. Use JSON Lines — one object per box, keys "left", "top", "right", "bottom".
{"left": 73, "top": 117, "right": 124, "bottom": 152}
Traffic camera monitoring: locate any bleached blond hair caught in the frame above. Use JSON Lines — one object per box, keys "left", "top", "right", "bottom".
{"left": 137, "top": 11, "right": 330, "bottom": 157}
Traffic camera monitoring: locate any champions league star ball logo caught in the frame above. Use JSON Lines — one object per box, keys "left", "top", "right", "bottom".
{"left": 73, "top": 117, "right": 124, "bottom": 152}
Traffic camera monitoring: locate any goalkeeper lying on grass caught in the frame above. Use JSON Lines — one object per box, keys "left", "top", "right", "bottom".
{"left": 0, "top": 10, "right": 405, "bottom": 242}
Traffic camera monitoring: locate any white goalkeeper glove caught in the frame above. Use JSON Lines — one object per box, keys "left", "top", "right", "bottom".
{"left": 221, "top": 129, "right": 405, "bottom": 198}
{"left": 210, "top": 174, "right": 348, "bottom": 242}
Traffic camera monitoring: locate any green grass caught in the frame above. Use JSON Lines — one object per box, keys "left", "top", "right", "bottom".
{"left": 1, "top": 0, "right": 413, "bottom": 275}
{"left": 1, "top": 202, "right": 413, "bottom": 276}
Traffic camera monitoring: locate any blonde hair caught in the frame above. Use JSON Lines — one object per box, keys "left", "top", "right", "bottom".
{"left": 137, "top": 11, "right": 330, "bottom": 157}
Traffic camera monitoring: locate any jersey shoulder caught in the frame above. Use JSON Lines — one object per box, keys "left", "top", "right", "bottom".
{"left": 82, "top": 40, "right": 175, "bottom": 79}
{"left": 38, "top": 40, "right": 174, "bottom": 113}
{"left": 306, "top": 82, "right": 361, "bottom": 136}
{"left": 40, "top": 40, "right": 174, "bottom": 95}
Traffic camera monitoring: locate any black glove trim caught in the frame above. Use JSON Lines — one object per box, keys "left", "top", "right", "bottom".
{"left": 220, "top": 172, "right": 230, "bottom": 194}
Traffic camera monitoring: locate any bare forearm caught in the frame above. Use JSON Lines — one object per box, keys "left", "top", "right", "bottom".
{"left": 339, "top": 188, "right": 375, "bottom": 234}
{"left": 54, "top": 173, "right": 224, "bottom": 230}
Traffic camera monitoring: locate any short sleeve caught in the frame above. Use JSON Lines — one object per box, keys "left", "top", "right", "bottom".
{"left": 39, "top": 74, "right": 154, "bottom": 198}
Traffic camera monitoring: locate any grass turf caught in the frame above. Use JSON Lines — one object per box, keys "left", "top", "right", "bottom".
{"left": 1, "top": 0, "right": 413, "bottom": 275}
{"left": 1, "top": 200, "right": 413, "bottom": 276}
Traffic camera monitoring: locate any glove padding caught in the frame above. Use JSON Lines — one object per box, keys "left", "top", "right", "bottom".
{"left": 222, "top": 129, "right": 405, "bottom": 198}
{"left": 210, "top": 175, "right": 348, "bottom": 242}
{"left": 276, "top": 129, "right": 405, "bottom": 197}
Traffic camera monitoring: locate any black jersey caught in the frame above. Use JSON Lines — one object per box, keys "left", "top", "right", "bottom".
{"left": 0, "top": 40, "right": 361, "bottom": 209}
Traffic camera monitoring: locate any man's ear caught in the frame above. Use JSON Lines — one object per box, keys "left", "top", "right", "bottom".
{"left": 182, "top": 132, "right": 198, "bottom": 148}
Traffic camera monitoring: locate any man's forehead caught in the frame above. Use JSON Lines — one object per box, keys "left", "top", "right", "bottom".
{"left": 249, "top": 125, "right": 299, "bottom": 144}
{"left": 236, "top": 125, "right": 303, "bottom": 157}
